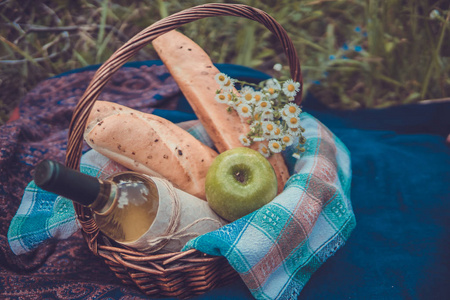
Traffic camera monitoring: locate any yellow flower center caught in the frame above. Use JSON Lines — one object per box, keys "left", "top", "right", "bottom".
{"left": 290, "top": 117, "right": 298, "bottom": 124}
{"left": 289, "top": 106, "right": 296, "bottom": 113}
{"left": 242, "top": 106, "right": 249, "bottom": 113}
{"left": 283, "top": 136, "right": 291, "bottom": 143}
{"left": 224, "top": 80, "right": 231, "bottom": 87}
{"left": 261, "top": 102, "right": 268, "bottom": 108}
{"left": 255, "top": 94, "right": 261, "bottom": 101}
{"left": 219, "top": 95, "right": 226, "bottom": 101}
{"left": 266, "top": 124, "right": 274, "bottom": 131}
{"left": 288, "top": 84, "right": 295, "bottom": 92}
{"left": 262, "top": 147, "right": 268, "bottom": 154}
{"left": 245, "top": 93, "right": 252, "bottom": 101}
{"left": 274, "top": 128, "right": 281, "bottom": 135}
{"left": 268, "top": 88, "right": 275, "bottom": 94}
{"left": 254, "top": 113, "right": 261, "bottom": 120}
{"left": 273, "top": 142, "right": 280, "bottom": 149}
{"left": 218, "top": 75, "right": 225, "bottom": 81}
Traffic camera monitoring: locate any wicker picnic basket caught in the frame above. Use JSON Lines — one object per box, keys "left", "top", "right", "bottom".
{"left": 66, "top": 3, "right": 303, "bottom": 299}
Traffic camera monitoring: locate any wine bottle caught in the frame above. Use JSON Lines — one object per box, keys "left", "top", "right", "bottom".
{"left": 33, "top": 159, "right": 227, "bottom": 253}
{"left": 34, "top": 159, "right": 159, "bottom": 244}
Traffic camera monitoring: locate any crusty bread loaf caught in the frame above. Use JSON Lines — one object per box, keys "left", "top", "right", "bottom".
{"left": 84, "top": 101, "right": 218, "bottom": 200}
{"left": 152, "top": 30, "right": 290, "bottom": 193}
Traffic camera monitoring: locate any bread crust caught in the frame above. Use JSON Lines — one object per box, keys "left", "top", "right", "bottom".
{"left": 152, "top": 30, "right": 289, "bottom": 193}
{"left": 84, "top": 101, "right": 217, "bottom": 200}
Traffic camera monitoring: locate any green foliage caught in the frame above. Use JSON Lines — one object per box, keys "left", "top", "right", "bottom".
{"left": 0, "top": 0, "right": 449, "bottom": 124}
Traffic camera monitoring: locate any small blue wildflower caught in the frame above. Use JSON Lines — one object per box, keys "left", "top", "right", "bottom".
{"left": 354, "top": 45, "right": 363, "bottom": 52}
{"left": 354, "top": 26, "right": 361, "bottom": 33}
{"left": 329, "top": 55, "right": 336, "bottom": 60}
{"left": 363, "top": 31, "right": 368, "bottom": 37}
{"left": 313, "top": 80, "right": 321, "bottom": 85}
{"left": 323, "top": 71, "right": 329, "bottom": 77}
{"left": 342, "top": 43, "right": 349, "bottom": 50}
{"left": 430, "top": 9, "right": 440, "bottom": 19}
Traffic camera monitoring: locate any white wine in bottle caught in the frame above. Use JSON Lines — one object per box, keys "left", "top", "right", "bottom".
{"left": 33, "top": 160, "right": 159, "bottom": 244}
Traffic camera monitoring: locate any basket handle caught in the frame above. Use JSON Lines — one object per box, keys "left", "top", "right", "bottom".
{"left": 66, "top": 3, "right": 302, "bottom": 172}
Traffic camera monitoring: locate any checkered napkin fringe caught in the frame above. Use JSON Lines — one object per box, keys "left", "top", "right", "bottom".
{"left": 8, "top": 113, "right": 355, "bottom": 300}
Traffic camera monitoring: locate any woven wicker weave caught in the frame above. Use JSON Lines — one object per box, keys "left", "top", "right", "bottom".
{"left": 66, "top": 3, "right": 302, "bottom": 299}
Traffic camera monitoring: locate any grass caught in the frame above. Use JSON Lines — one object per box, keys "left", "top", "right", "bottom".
{"left": 0, "top": 0, "right": 449, "bottom": 124}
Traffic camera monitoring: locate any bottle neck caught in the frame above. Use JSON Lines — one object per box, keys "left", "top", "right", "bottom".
{"left": 89, "top": 180, "right": 118, "bottom": 215}
{"left": 34, "top": 160, "right": 105, "bottom": 207}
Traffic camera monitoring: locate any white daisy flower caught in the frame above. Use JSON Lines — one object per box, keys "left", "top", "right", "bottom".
{"left": 215, "top": 92, "right": 230, "bottom": 104}
{"left": 282, "top": 103, "right": 302, "bottom": 118}
{"left": 258, "top": 143, "right": 270, "bottom": 157}
{"left": 264, "top": 87, "right": 280, "bottom": 100}
{"left": 257, "top": 99, "right": 272, "bottom": 110}
{"left": 214, "top": 73, "right": 229, "bottom": 86}
{"left": 266, "top": 78, "right": 281, "bottom": 90}
{"left": 239, "top": 134, "right": 251, "bottom": 146}
{"left": 262, "top": 121, "right": 276, "bottom": 137}
{"left": 254, "top": 106, "right": 272, "bottom": 119}
{"left": 222, "top": 77, "right": 236, "bottom": 91}
{"left": 292, "top": 153, "right": 301, "bottom": 159}
{"left": 286, "top": 116, "right": 301, "bottom": 128}
{"left": 253, "top": 137, "right": 265, "bottom": 142}
{"left": 240, "top": 86, "right": 255, "bottom": 103}
{"left": 268, "top": 140, "right": 282, "bottom": 153}
{"left": 240, "top": 86, "right": 254, "bottom": 93}
{"left": 261, "top": 109, "right": 274, "bottom": 121}
{"left": 270, "top": 125, "right": 282, "bottom": 139}
{"left": 264, "top": 78, "right": 281, "bottom": 99}
{"left": 287, "top": 127, "right": 302, "bottom": 137}
{"left": 237, "top": 103, "right": 252, "bottom": 118}
{"left": 253, "top": 91, "right": 264, "bottom": 104}
{"left": 282, "top": 79, "right": 301, "bottom": 97}
{"left": 281, "top": 134, "right": 294, "bottom": 146}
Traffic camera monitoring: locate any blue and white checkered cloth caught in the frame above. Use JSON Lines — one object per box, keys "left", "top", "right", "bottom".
{"left": 8, "top": 113, "right": 355, "bottom": 300}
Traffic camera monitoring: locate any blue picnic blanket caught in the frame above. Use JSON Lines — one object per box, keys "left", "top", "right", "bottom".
{"left": 1, "top": 61, "right": 449, "bottom": 299}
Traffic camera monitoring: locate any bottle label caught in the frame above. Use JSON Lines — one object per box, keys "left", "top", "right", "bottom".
{"left": 121, "top": 176, "right": 227, "bottom": 253}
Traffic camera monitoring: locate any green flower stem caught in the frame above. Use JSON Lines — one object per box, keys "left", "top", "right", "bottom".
{"left": 421, "top": 10, "right": 449, "bottom": 99}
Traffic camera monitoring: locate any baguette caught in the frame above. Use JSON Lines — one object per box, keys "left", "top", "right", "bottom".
{"left": 84, "top": 101, "right": 218, "bottom": 200}
{"left": 152, "top": 30, "right": 290, "bottom": 193}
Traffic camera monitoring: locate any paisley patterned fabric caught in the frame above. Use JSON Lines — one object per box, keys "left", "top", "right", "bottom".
{"left": 0, "top": 62, "right": 181, "bottom": 299}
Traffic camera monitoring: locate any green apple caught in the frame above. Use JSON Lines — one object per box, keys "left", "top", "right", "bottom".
{"left": 205, "top": 147, "right": 278, "bottom": 221}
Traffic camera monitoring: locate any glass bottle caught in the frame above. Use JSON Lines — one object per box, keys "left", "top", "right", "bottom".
{"left": 33, "top": 159, "right": 159, "bottom": 244}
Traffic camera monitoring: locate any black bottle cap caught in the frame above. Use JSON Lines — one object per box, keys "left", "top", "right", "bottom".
{"left": 34, "top": 159, "right": 101, "bottom": 206}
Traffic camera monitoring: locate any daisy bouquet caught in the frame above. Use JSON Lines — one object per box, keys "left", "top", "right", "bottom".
{"left": 214, "top": 72, "right": 306, "bottom": 159}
